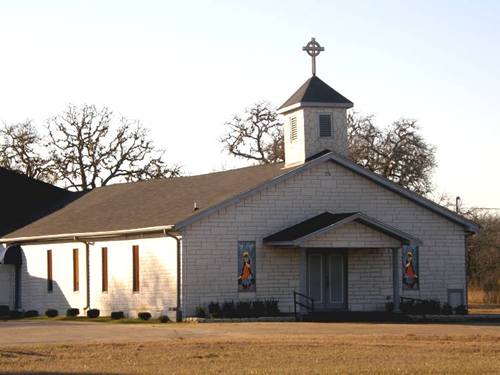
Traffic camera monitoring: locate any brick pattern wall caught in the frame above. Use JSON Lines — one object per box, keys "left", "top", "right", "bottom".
{"left": 347, "top": 248, "right": 393, "bottom": 311}
{"left": 283, "top": 107, "right": 348, "bottom": 166}
{"left": 181, "top": 160, "right": 466, "bottom": 316}
{"left": 18, "top": 236, "right": 177, "bottom": 319}
{"left": 302, "top": 221, "right": 401, "bottom": 248}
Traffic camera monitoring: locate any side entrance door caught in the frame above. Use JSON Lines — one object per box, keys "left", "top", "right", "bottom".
{"left": 307, "top": 250, "right": 346, "bottom": 310}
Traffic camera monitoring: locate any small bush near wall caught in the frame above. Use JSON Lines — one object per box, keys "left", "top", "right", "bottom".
{"left": 138, "top": 312, "right": 152, "bottom": 321}
{"left": 159, "top": 315, "right": 170, "bottom": 323}
{"left": 252, "top": 300, "right": 266, "bottom": 317}
{"left": 195, "top": 306, "right": 206, "bottom": 318}
{"left": 264, "top": 299, "right": 280, "bottom": 316}
{"left": 9, "top": 310, "right": 22, "bottom": 319}
{"left": 204, "top": 299, "right": 281, "bottom": 319}
{"left": 66, "top": 308, "right": 80, "bottom": 318}
{"left": 455, "top": 305, "right": 468, "bottom": 315}
{"left": 111, "top": 311, "right": 125, "bottom": 320}
{"left": 24, "top": 310, "right": 39, "bottom": 318}
{"left": 401, "top": 298, "right": 468, "bottom": 315}
{"left": 208, "top": 302, "right": 221, "bottom": 318}
{"left": 222, "top": 301, "right": 236, "bottom": 318}
{"left": 235, "top": 301, "right": 251, "bottom": 318}
{"left": 441, "top": 303, "right": 453, "bottom": 315}
{"left": 0, "top": 305, "right": 10, "bottom": 317}
{"left": 45, "top": 309, "right": 58, "bottom": 318}
{"left": 87, "top": 309, "right": 100, "bottom": 318}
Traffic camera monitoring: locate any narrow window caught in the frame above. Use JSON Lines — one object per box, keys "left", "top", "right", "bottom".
{"left": 290, "top": 117, "right": 298, "bottom": 142}
{"left": 47, "top": 250, "right": 53, "bottom": 292}
{"left": 132, "top": 245, "right": 139, "bottom": 292}
{"left": 73, "top": 248, "right": 79, "bottom": 292}
{"left": 319, "top": 114, "right": 333, "bottom": 137}
{"left": 102, "top": 247, "right": 108, "bottom": 292}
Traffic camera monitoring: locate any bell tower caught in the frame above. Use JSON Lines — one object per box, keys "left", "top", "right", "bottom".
{"left": 278, "top": 38, "right": 353, "bottom": 167}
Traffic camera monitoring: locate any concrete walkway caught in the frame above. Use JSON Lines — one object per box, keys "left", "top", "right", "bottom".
{"left": 0, "top": 320, "right": 499, "bottom": 346}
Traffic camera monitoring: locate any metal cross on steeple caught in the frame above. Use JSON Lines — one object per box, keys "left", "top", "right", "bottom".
{"left": 302, "top": 37, "right": 324, "bottom": 76}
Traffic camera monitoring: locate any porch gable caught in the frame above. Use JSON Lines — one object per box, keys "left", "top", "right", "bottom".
{"left": 263, "top": 212, "right": 421, "bottom": 248}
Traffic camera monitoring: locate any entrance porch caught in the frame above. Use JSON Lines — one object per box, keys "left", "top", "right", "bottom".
{"left": 263, "top": 212, "right": 421, "bottom": 314}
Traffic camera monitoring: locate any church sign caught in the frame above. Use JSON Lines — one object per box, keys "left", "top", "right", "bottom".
{"left": 237, "top": 241, "right": 256, "bottom": 292}
{"left": 402, "top": 245, "right": 419, "bottom": 290}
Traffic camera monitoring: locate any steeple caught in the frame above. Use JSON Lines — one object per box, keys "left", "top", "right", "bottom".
{"left": 278, "top": 38, "right": 353, "bottom": 167}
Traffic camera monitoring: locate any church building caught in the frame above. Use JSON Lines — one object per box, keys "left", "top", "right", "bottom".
{"left": 0, "top": 39, "right": 478, "bottom": 321}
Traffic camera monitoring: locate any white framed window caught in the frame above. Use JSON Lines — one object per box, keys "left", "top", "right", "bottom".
{"left": 290, "top": 117, "right": 298, "bottom": 142}
{"left": 318, "top": 113, "right": 333, "bottom": 138}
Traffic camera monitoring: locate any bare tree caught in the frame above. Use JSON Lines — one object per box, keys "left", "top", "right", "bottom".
{"left": 221, "top": 105, "right": 436, "bottom": 195}
{"left": 347, "top": 114, "right": 437, "bottom": 195}
{"left": 467, "top": 211, "right": 500, "bottom": 303}
{"left": 46, "top": 104, "right": 180, "bottom": 191}
{"left": 0, "top": 121, "right": 54, "bottom": 182}
{"left": 221, "top": 102, "right": 284, "bottom": 164}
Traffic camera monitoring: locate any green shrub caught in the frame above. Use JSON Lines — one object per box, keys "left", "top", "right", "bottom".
{"left": 87, "top": 309, "right": 100, "bottom": 318}
{"left": 24, "top": 310, "right": 39, "bottom": 318}
{"left": 138, "top": 312, "right": 152, "bottom": 321}
{"left": 400, "top": 300, "right": 415, "bottom": 314}
{"left": 235, "top": 301, "right": 251, "bottom": 318}
{"left": 208, "top": 302, "right": 221, "bottom": 318}
{"left": 441, "top": 303, "right": 453, "bottom": 315}
{"left": 66, "top": 308, "right": 79, "bottom": 317}
{"left": 195, "top": 305, "right": 206, "bottom": 318}
{"left": 222, "top": 301, "right": 235, "bottom": 318}
{"left": 45, "top": 309, "right": 58, "bottom": 318}
{"left": 111, "top": 311, "right": 125, "bottom": 320}
{"left": 265, "top": 299, "right": 280, "bottom": 316}
{"left": 9, "top": 310, "right": 23, "bottom": 319}
{"left": 0, "top": 305, "right": 10, "bottom": 317}
{"left": 455, "top": 305, "right": 468, "bottom": 315}
{"left": 252, "top": 300, "right": 266, "bottom": 317}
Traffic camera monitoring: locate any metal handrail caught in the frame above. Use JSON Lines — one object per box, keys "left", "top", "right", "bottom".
{"left": 293, "top": 290, "right": 315, "bottom": 321}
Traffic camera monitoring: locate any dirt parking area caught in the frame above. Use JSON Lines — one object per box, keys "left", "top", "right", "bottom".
{"left": 0, "top": 320, "right": 499, "bottom": 374}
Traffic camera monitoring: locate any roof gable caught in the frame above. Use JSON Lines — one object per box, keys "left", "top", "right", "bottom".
{"left": 175, "top": 152, "right": 479, "bottom": 233}
{"left": 263, "top": 212, "right": 422, "bottom": 246}
{"left": 1, "top": 151, "right": 479, "bottom": 242}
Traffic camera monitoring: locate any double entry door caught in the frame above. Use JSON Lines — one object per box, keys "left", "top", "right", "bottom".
{"left": 307, "top": 250, "right": 346, "bottom": 310}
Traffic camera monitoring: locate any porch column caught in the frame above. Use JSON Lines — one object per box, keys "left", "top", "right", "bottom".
{"left": 298, "top": 248, "right": 307, "bottom": 311}
{"left": 392, "top": 247, "right": 400, "bottom": 312}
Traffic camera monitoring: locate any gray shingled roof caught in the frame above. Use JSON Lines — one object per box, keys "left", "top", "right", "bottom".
{"left": 3, "top": 151, "right": 479, "bottom": 241}
{"left": 278, "top": 75, "right": 353, "bottom": 110}
{"left": 3, "top": 163, "right": 294, "bottom": 239}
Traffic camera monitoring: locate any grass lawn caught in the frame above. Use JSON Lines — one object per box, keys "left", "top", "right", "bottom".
{"left": 0, "top": 323, "right": 499, "bottom": 374}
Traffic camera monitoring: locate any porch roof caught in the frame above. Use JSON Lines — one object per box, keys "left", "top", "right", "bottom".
{"left": 263, "top": 212, "right": 422, "bottom": 247}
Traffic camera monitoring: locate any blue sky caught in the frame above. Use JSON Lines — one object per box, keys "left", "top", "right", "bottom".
{"left": 0, "top": 1, "right": 499, "bottom": 209}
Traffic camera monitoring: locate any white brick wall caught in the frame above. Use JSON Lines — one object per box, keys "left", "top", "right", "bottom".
{"left": 348, "top": 248, "right": 393, "bottom": 311}
{"left": 283, "top": 107, "right": 348, "bottom": 166}
{"left": 181, "top": 160, "right": 467, "bottom": 315}
{"left": 11, "top": 159, "right": 468, "bottom": 318}
{"left": 18, "top": 235, "right": 177, "bottom": 319}
{"left": 302, "top": 221, "right": 401, "bottom": 248}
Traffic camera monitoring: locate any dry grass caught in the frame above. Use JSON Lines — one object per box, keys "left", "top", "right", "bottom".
{"left": 469, "top": 287, "right": 500, "bottom": 305}
{"left": 0, "top": 329, "right": 499, "bottom": 374}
